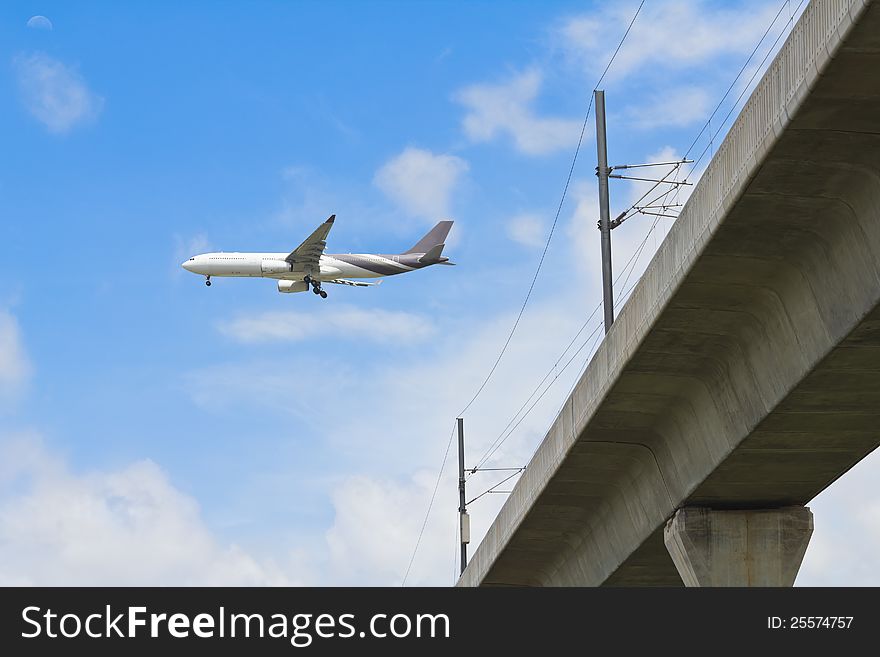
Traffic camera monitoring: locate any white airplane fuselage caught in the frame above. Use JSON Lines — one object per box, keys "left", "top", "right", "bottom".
{"left": 182, "top": 252, "right": 408, "bottom": 280}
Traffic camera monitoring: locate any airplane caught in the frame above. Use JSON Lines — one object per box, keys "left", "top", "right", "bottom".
{"left": 181, "top": 215, "right": 454, "bottom": 298}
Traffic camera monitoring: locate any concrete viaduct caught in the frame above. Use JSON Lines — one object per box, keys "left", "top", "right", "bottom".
{"left": 459, "top": 0, "right": 880, "bottom": 586}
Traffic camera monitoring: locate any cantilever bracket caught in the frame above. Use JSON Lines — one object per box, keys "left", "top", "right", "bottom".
{"left": 598, "top": 211, "right": 628, "bottom": 231}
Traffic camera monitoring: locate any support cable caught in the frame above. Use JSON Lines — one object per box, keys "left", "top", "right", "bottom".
{"left": 466, "top": 469, "right": 526, "bottom": 506}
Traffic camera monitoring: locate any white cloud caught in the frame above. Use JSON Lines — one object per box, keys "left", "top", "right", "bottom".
{"left": 627, "top": 86, "right": 711, "bottom": 129}
{"left": 556, "top": 1, "right": 785, "bottom": 80}
{"left": 325, "top": 472, "right": 456, "bottom": 586}
{"left": 506, "top": 213, "right": 546, "bottom": 248}
{"left": 374, "top": 147, "right": 468, "bottom": 219}
{"left": 0, "top": 310, "right": 31, "bottom": 406}
{"left": 185, "top": 293, "right": 599, "bottom": 585}
{"left": 454, "top": 69, "right": 582, "bottom": 155}
{"left": 218, "top": 306, "right": 435, "bottom": 345}
{"left": 14, "top": 52, "right": 104, "bottom": 134}
{"left": 315, "top": 303, "right": 597, "bottom": 578}
{"left": 26, "top": 16, "right": 53, "bottom": 31}
{"left": 0, "top": 435, "right": 295, "bottom": 585}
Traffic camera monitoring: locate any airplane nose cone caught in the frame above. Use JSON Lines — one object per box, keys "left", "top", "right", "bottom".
{"left": 182, "top": 260, "right": 195, "bottom": 272}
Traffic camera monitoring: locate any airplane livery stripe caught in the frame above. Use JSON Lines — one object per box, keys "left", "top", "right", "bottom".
{"left": 331, "top": 254, "right": 417, "bottom": 276}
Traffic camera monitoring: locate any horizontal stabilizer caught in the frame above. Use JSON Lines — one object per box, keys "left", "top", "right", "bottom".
{"left": 325, "top": 278, "right": 382, "bottom": 287}
{"left": 418, "top": 243, "right": 446, "bottom": 264}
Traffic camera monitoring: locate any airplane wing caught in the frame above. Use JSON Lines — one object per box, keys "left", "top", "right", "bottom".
{"left": 325, "top": 278, "right": 382, "bottom": 287}
{"left": 285, "top": 214, "right": 336, "bottom": 275}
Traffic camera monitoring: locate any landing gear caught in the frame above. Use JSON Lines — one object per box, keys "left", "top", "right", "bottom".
{"left": 306, "top": 275, "right": 327, "bottom": 299}
{"left": 205, "top": 276, "right": 212, "bottom": 287}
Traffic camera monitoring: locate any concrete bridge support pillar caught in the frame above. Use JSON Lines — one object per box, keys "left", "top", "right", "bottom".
{"left": 663, "top": 506, "right": 813, "bottom": 587}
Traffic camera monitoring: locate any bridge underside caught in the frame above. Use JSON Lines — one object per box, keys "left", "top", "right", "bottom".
{"left": 604, "top": 15, "right": 880, "bottom": 585}
{"left": 606, "top": 297, "right": 880, "bottom": 586}
{"left": 462, "top": 0, "right": 880, "bottom": 587}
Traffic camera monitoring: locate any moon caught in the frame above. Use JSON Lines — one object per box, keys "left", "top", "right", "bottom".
{"left": 26, "top": 15, "right": 53, "bottom": 31}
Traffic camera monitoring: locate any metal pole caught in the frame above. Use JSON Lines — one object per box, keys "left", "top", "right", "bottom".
{"left": 595, "top": 89, "right": 614, "bottom": 333}
{"left": 457, "top": 417, "right": 469, "bottom": 575}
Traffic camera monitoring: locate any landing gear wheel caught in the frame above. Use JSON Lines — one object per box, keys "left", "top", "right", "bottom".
{"left": 319, "top": 290, "right": 328, "bottom": 299}
{"left": 303, "top": 275, "right": 312, "bottom": 286}
{"left": 313, "top": 286, "right": 320, "bottom": 295}
{"left": 205, "top": 278, "right": 212, "bottom": 287}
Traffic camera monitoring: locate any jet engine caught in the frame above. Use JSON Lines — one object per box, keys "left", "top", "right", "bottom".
{"left": 261, "top": 259, "right": 292, "bottom": 275}
{"left": 277, "top": 280, "right": 309, "bottom": 294}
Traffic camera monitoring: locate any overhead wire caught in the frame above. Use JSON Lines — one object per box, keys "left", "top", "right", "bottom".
{"left": 454, "top": 110, "right": 590, "bottom": 419}
{"left": 469, "top": 0, "right": 810, "bottom": 478}
{"left": 461, "top": 0, "right": 646, "bottom": 465}
{"left": 550, "top": 213, "right": 665, "bottom": 423}
{"left": 477, "top": 320, "right": 606, "bottom": 468}
{"left": 622, "top": 2, "right": 805, "bottom": 231}
{"left": 456, "top": 0, "right": 646, "bottom": 420}
{"left": 685, "top": 0, "right": 806, "bottom": 180}
{"left": 403, "top": 0, "right": 647, "bottom": 585}
{"left": 682, "top": 0, "right": 791, "bottom": 161}
{"left": 563, "top": 0, "right": 810, "bottom": 412}
{"left": 472, "top": 302, "right": 603, "bottom": 468}
{"left": 614, "top": 162, "right": 687, "bottom": 227}
{"left": 401, "top": 424, "right": 455, "bottom": 586}
{"left": 475, "top": 210, "right": 663, "bottom": 469}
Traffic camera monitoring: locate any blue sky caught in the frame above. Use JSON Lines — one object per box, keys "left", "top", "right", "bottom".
{"left": 1, "top": 0, "right": 877, "bottom": 586}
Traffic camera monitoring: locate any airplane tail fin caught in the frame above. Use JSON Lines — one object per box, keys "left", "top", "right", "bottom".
{"left": 404, "top": 220, "right": 454, "bottom": 254}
